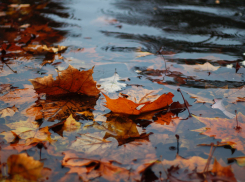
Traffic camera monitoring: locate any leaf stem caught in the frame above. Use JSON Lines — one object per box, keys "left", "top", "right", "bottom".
{"left": 234, "top": 110, "right": 242, "bottom": 131}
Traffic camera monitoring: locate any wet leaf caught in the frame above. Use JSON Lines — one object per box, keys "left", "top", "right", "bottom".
{"left": 68, "top": 130, "right": 156, "bottom": 164}
{"left": 1, "top": 119, "right": 54, "bottom": 146}
{"left": 7, "top": 153, "right": 44, "bottom": 181}
{"left": 26, "top": 94, "right": 98, "bottom": 121}
{"left": 103, "top": 92, "right": 174, "bottom": 115}
{"left": 208, "top": 158, "right": 237, "bottom": 182}
{"left": 23, "top": 44, "right": 67, "bottom": 54}
{"left": 99, "top": 72, "right": 126, "bottom": 93}
{"left": 104, "top": 113, "right": 152, "bottom": 145}
{"left": 62, "top": 114, "right": 81, "bottom": 132}
{"left": 29, "top": 65, "right": 100, "bottom": 96}
{"left": 0, "top": 105, "right": 18, "bottom": 117}
{"left": 120, "top": 86, "right": 163, "bottom": 103}
{"left": 193, "top": 62, "right": 220, "bottom": 72}
{"left": 0, "top": 84, "right": 37, "bottom": 106}
{"left": 62, "top": 151, "right": 129, "bottom": 181}
{"left": 192, "top": 113, "right": 245, "bottom": 152}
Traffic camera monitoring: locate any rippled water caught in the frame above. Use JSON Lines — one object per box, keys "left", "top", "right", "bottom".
{"left": 1, "top": 0, "right": 245, "bottom": 181}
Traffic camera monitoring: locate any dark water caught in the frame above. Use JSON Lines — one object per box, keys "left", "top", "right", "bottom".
{"left": 0, "top": 0, "right": 245, "bottom": 181}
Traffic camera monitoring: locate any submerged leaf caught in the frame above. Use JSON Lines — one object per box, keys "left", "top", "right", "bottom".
{"left": 62, "top": 151, "right": 129, "bottom": 181}
{"left": 192, "top": 113, "right": 245, "bottom": 151}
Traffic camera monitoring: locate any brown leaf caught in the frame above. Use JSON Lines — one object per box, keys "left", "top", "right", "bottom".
{"left": 29, "top": 65, "right": 100, "bottom": 96}
{"left": 104, "top": 113, "right": 152, "bottom": 145}
{"left": 103, "top": 92, "right": 174, "bottom": 115}
{"left": 26, "top": 94, "right": 98, "bottom": 122}
{"left": 7, "top": 153, "right": 44, "bottom": 181}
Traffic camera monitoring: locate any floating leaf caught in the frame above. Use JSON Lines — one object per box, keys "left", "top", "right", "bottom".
{"left": 29, "top": 65, "right": 100, "bottom": 96}
{"left": 99, "top": 72, "right": 126, "bottom": 93}
{"left": 103, "top": 92, "right": 174, "bottom": 115}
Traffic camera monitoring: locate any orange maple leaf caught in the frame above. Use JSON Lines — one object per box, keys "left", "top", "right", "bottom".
{"left": 103, "top": 92, "right": 174, "bottom": 115}
{"left": 29, "top": 65, "right": 100, "bottom": 96}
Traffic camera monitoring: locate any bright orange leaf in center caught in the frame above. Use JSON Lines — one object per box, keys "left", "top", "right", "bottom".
{"left": 103, "top": 92, "right": 174, "bottom": 115}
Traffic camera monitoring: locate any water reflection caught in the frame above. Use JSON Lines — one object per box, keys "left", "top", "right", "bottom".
{"left": 102, "top": 0, "right": 245, "bottom": 88}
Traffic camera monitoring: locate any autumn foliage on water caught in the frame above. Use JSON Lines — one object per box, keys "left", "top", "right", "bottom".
{"left": 1, "top": 0, "right": 245, "bottom": 182}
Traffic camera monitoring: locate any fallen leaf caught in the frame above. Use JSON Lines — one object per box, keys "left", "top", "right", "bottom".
{"left": 0, "top": 84, "right": 15, "bottom": 94}
{"left": 26, "top": 94, "right": 98, "bottom": 121}
{"left": 0, "top": 84, "right": 37, "bottom": 106}
{"left": 163, "top": 154, "right": 208, "bottom": 173}
{"left": 62, "top": 114, "right": 81, "bottom": 132}
{"left": 193, "top": 62, "right": 220, "bottom": 72}
{"left": 208, "top": 158, "right": 237, "bottom": 182}
{"left": 29, "top": 65, "right": 100, "bottom": 96}
{"left": 192, "top": 113, "right": 245, "bottom": 151}
{"left": 1, "top": 120, "right": 54, "bottom": 145}
{"left": 120, "top": 86, "right": 163, "bottom": 103}
{"left": 0, "top": 105, "right": 18, "bottom": 117}
{"left": 69, "top": 131, "right": 156, "bottom": 164}
{"left": 62, "top": 151, "right": 129, "bottom": 181}
{"left": 223, "top": 86, "right": 245, "bottom": 103}
{"left": 7, "top": 153, "right": 43, "bottom": 181}
{"left": 103, "top": 113, "right": 152, "bottom": 145}
{"left": 103, "top": 92, "right": 174, "bottom": 115}
{"left": 187, "top": 92, "right": 214, "bottom": 104}
{"left": 23, "top": 44, "right": 67, "bottom": 54}
{"left": 99, "top": 72, "right": 126, "bottom": 93}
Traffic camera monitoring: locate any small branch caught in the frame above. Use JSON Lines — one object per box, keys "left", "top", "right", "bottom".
{"left": 177, "top": 88, "right": 191, "bottom": 117}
